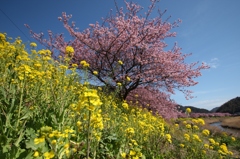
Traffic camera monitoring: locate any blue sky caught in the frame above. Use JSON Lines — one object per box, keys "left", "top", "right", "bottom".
{"left": 1, "top": 0, "right": 239, "bottom": 110}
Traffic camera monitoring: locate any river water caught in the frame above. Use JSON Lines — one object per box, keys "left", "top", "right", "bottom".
{"left": 210, "top": 122, "right": 240, "bottom": 137}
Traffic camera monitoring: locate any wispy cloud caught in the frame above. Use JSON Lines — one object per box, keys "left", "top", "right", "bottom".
{"left": 187, "top": 98, "right": 228, "bottom": 110}
{"left": 203, "top": 57, "right": 219, "bottom": 69}
{"left": 194, "top": 88, "right": 225, "bottom": 95}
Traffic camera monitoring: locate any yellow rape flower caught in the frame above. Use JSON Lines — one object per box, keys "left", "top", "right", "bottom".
{"left": 193, "top": 134, "right": 201, "bottom": 142}
{"left": 202, "top": 150, "right": 206, "bottom": 154}
{"left": 209, "top": 138, "right": 215, "bottom": 145}
{"left": 65, "top": 46, "right": 74, "bottom": 54}
{"left": 122, "top": 102, "right": 129, "bottom": 109}
{"left": 129, "top": 150, "right": 136, "bottom": 156}
{"left": 64, "top": 129, "right": 74, "bottom": 134}
{"left": 193, "top": 125, "right": 199, "bottom": 130}
{"left": 34, "top": 63, "right": 42, "bottom": 68}
{"left": 33, "top": 151, "right": 39, "bottom": 157}
{"left": 131, "top": 139, "right": 138, "bottom": 146}
{"left": 80, "top": 60, "right": 90, "bottom": 67}
{"left": 186, "top": 108, "right": 191, "bottom": 113}
{"left": 30, "top": 42, "right": 37, "bottom": 47}
{"left": 51, "top": 140, "right": 57, "bottom": 145}
{"left": 93, "top": 71, "right": 98, "bottom": 75}
{"left": 0, "top": 33, "right": 6, "bottom": 40}
{"left": 186, "top": 124, "right": 191, "bottom": 129}
{"left": 64, "top": 143, "right": 70, "bottom": 149}
{"left": 43, "top": 151, "right": 55, "bottom": 159}
{"left": 218, "top": 143, "right": 231, "bottom": 156}
{"left": 182, "top": 121, "right": 187, "bottom": 125}
{"left": 192, "top": 119, "right": 198, "bottom": 124}
{"left": 228, "top": 151, "right": 233, "bottom": 156}
{"left": 118, "top": 60, "right": 123, "bottom": 65}
{"left": 126, "top": 127, "right": 135, "bottom": 135}
{"left": 48, "top": 133, "right": 54, "bottom": 138}
{"left": 197, "top": 118, "right": 205, "bottom": 125}
{"left": 202, "top": 129, "right": 210, "bottom": 136}
{"left": 34, "top": 137, "right": 45, "bottom": 144}
{"left": 77, "top": 121, "right": 82, "bottom": 127}
{"left": 184, "top": 134, "right": 190, "bottom": 141}
{"left": 16, "top": 39, "right": 22, "bottom": 44}
{"left": 179, "top": 143, "right": 185, "bottom": 148}
{"left": 117, "top": 82, "right": 122, "bottom": 86}
{"left": 72, "top": 63, "right": 78, "bottom": 67}
{"left": 204, "top": 144, "right": 209, "bottom": 149}
{"left": 121, "top": 152, "right": 127, "bottom": 158}
{"left": 165, "top": 134, "right": 172, "bottom": 143}
{"left": 72, "top": 148, "right": 77, "bottom": 153}
{"left": 126, "top": 76, "right": 131, "bottom": 81}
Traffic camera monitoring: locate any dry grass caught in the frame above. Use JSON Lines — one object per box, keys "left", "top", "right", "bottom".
{"left": 203, "top": 117, "right": 222, "bottom": 124}
{"left": 221, "top": 116, "right": 240, "bottom": 129}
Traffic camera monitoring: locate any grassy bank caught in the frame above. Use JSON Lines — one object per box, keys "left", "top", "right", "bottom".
{"left": 221, "top": 116, "right": 240, "bottom": 129}
{"left": 204, "top": 116, "right": 240, "bottom": 129}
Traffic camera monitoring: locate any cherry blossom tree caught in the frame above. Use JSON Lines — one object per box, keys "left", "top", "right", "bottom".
{"left": 27, "top": 0, "right": 209, "bottom": 117}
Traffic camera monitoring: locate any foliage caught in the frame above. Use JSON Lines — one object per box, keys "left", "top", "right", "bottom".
{"left": 0, "top": 33, "right": 81, "bottom": 158}
{"left": 26, "top": 0, "right": 208, "bottom": 117}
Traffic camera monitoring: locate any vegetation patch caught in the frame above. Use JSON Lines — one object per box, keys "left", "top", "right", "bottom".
{"left": 0, "top": 32, "right": 240, "bottom": 159}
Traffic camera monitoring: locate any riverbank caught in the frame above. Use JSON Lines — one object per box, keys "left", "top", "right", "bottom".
{"left": 204, "top": 116, "right": 240, "bottom": 129}
{"left": 203, "top": 116, "right": 240, "bottom": 138}
{"left": 221, "top": 116, "right": 240, "bottom": 129}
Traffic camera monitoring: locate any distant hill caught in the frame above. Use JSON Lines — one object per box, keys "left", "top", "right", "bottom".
{"left": 177, "top": 105, "right": 210, "bottom": 113}
{"left": 210, "top": 107, "right": 220, "bottom": 113}
{"left": 216, "top": 97, "right": 240, "bottom": 114}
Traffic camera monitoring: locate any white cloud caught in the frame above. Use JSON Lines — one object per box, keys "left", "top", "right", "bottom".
{"left": 211, "top": 57, "right": 218, "bottom": 61}
{"left": 203, "top": 57, "right": 219, "bottom": 69}
{"left": 194, "top": 88, "right": 225, "bottom": 95}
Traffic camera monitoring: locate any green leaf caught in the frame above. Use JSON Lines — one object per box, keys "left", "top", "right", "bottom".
{"left": 0, "top": 87, "right": 9, "bottom": 105}
{"left": 20, "top": 111, "right": 32, "bottom": 120}
{"left": 18, "top": 150, "right": 34, "bottom": 159}
{"left": 2, "top": 144, "right": 11, "bottom": 153}
{"left": 14, "top": 128, "right": 25, "bottom": 147}
{"left": 50, "top": 114, "right": 57, "bottom": 125}
{"left": 9, "top": 145, "right": 26, "bottom": 159}
{"left": 0, "top": 134, "right": 7, "bottom": 144}
{"left": 25, "top": 128, "right": 36, "bottom": 137}
{"left": 141, "top": 154, "right": 146, "bottom": 159}
{"left": 25, "top": 138, "right": 38, "bottom": 150}
{"left": 5, "top": 113, "right": 13, "bottom": 128}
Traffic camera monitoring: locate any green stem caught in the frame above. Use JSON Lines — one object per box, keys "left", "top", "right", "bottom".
{"left": 14, "top": 120, "right": 27, "bottom": 147}
{"left": 87, "top": 109, "right": 91, "bottom": 159}
{"left": 16, "top": 80, "right": 24, "bottom": 128}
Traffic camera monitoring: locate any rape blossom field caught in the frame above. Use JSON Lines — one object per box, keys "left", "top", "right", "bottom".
{"left": 0, "top": 33, "right": 239, "bottom": 158}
